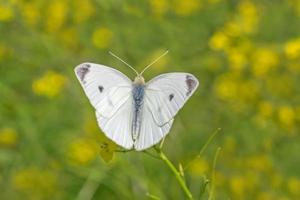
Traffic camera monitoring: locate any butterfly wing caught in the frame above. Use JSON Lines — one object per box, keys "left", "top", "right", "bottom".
{"left": 134, "top": 73, "right": 199, "bottom": 150}
{"left": 75, "top": 63, "right": 134, "bottom": 149}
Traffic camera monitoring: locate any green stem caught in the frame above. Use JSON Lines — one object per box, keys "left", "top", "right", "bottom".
{"left": 154, "top": 147, "right": 194, "bottom": 200}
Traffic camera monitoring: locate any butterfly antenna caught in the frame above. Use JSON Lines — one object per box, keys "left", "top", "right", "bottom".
{"left": 140, "top": 50, "right": 169, "bottom": 75}
{"left": 109, "top": 51, "right": 139, "bottom": 76}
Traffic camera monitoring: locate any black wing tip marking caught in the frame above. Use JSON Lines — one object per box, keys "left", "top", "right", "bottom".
{"left": 75, "top": 63, "right": 91, "bottom": 83}
{"left": 185, "top": 74, "right": 198, "bottom": 96}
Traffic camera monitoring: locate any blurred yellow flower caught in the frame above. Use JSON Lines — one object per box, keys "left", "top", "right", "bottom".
{"left": 287, "top": 177, "right": 300, "bottom": 196}
{"left": 252, "top": 48, "right": 279, "bottom": 77}
{"left": 278, "top": 106, "right": 296, "bottom": 129}
{"left": 92, "top": 27, "right": 113, "bottom": 49}
{"left": 257, "top": 192, "right": 274, "bottom": 200}
{"left": 227, "top": 49, "right": 247, "bottom": 71}
{"left": 229, "top": 176, "right": 247, "bottom": 198}
{"left": 21, "top": 2, "right": 39, "bottom": 27}
{"left": 209, "top": 31, "right": 230, "bottom": 51}
{"left": 0, "top": 4, "right": 14, "bottom": 22}
{"left": 0, "top": 127, "right": 17, "bottom": 147}
{"left": 237, "top": 1, "right": 259, "bottom": 34}
{"left": 173, "top": 0, "right": 201, "bottom": 16}
{"left": 214, "top": 73, "right": 238, "bottom": 100}
{"left": 73, "top": 0, "right": 95, "bottom": 23}
{"left": 149, "top": 0, "right": 169, "bottom": 17}
{"left": 67, "top": 138, "right": 98, "bottom": 165}
{"left": 189, "top": 158, "right": 209, "bottom": 176}
{"left": 46, "top": 1, "right": 67, "bottom": 33}
{"left": 258, "top": 101, "right": 273, "bottom": 118}
{"left": 246, "top": 154, "right": 272, "bottom": 172}
{"left": 271, "top": 173, "right": 283, "bottom": 189}
{"left": 207, "top": 0, "right": 222, "bottom": 5}
{"left": 60, "top": 27, "right": 79, "bottom": 49}
{"left": 32, "top": 70, "right": 66, "bottom": 98}
{"left": 223, "top": 22, "right": 241, "bottom": 37}
{"left": 13, "top": 167, "right": 59, "bottom": 198}
{"left": 284, "top": 37, "right": 300, "bottom": 59}
{"left": 239, "top": 80, "right": 259, "bottom": 102}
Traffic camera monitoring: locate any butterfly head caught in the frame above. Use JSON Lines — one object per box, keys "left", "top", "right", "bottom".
{"left": 134, "top": 75, "right": 145, "bottom": 85}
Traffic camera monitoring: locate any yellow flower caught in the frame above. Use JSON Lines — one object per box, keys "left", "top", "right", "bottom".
{"left": 229, "top": 176, "right": 247, "bottom": 198}
{"left": 32, "top": 71, "right": 66, "bottom": 98}
{"left": 173, "top": 0, "right": 201, "bottom": 16}
{"left": 239, "top": 80, "right": 258, "bottom": 102}
{"left": 287, "top": 177, "right": 300, "bottom": 196}
{"left": 20, "top": 2, "right": 39, "bottom": 27}
{"left": 13, "top": 167, "right": 59, "bottom": 198}
{"left": 227, "top": 49, "right": 247, "bottom": 71}
{"left": 270, "top": 173, "right": 283, "bottom": 189}
{"left": 207, "top": 0, "right": 222, "bottom": 5}
{"left": 149, "top": 0, "right": 169, "bottom": 17}
{"left": 257, "top": 192, "right": 274, "bottom": 200}
{"left": 252, "top": 48, "right": 279, "bottom": 77}
{"left": 278, "top": 106, "right": 296, "bottom": 129}
{"left": 237, "top": 1, "right": 259, "bottom": 34}
{"left": 73, "top": 0, "right": 95, "bottom": 23}
{"left": 284, "top": 38, "right": 300, "bottom": 59}
{"left": 214, "top": 77, "right": 237, "bottom": 100}
{"left": 0, "top": 127, "right": 17, "bottom": 147}
{"left": 0, "top": 4, "right": 14, "bottom": 22}
{"left": 246, "top": 154, "right": 272, "bottom": 172}
{"left": 92, "top": 27, "right": 113, "bottom": 49}
{"left": 189, "top": 158, "right": 209, "bottom": 176}
{"left": 60, "top": 27, "right": 79, "bottom": 49}
{"left": 209, "top": 31, "right": 230, "bottom": 51}
{"left": 45, "top": 1, "right": 67, "bottom": 33}
{"left": 223, "top": 21, "right": 241, "bottom": 37}
{"left": 258, "top": 101, "right": 273, "bottom": 118}
{"left": 67, "top": 138, "right": 98, "bottom": 165}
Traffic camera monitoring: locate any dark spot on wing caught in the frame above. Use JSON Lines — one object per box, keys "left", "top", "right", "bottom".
{"left": 169, "top": 93, "right": 174, "bottom": 101}
{"left": 76, "top": 64, "right": 91, "bottom": 83}
{"left": 98, "top": 85, "right": 104, "bottom": 93}
{"left": 186, "top": 75, "right": 197, "bottom": 96}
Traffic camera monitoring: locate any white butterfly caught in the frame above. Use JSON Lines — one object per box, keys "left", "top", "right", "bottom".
{"left": 74, "top": 51, "right": 199, "bottom": 151}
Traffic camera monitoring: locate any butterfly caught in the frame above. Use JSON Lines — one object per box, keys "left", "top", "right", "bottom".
{"left": 74, "top": 51, "right": 199, "bottom": 151}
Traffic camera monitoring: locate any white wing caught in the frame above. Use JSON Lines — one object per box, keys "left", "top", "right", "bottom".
{"left": 75, "top": 63, "right": 134, "bottom": 149}
{"left": 134, "top": 73, "right": 199, "bottom": 150}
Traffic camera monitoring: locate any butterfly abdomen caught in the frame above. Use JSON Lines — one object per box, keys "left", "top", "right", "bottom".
{"left": 132, "top": 84, "right": 145, "bottom": 141}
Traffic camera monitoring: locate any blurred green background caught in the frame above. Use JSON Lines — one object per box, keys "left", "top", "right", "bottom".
{"left": 1, "top": 0, "right": 300, "bottom": 199}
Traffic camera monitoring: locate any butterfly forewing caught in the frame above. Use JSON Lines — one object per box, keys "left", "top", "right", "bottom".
{"left": 144, "top": 73, "right": 199, "bottom": 126}
{"left": 75, "top": 63, "right": 134, "bottom": 149}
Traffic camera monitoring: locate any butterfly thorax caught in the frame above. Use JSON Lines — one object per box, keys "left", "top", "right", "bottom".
{"left": 131, "top": 81, "right": 145, "bottom": 142}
